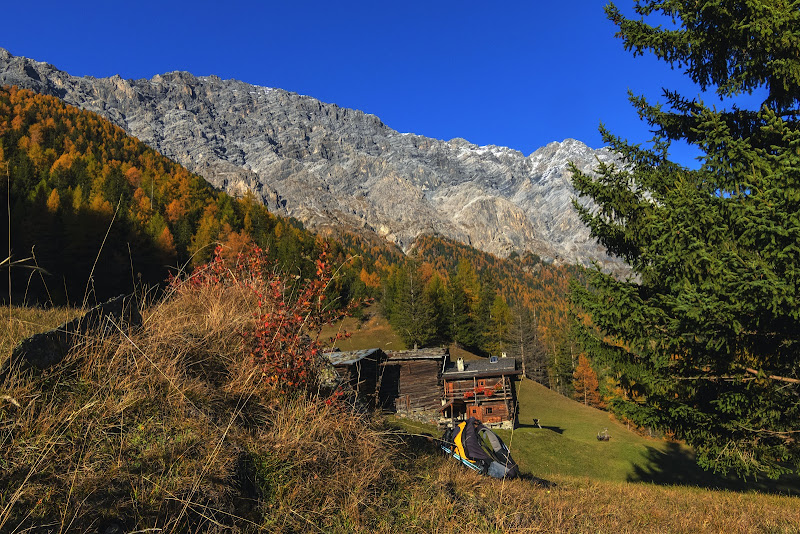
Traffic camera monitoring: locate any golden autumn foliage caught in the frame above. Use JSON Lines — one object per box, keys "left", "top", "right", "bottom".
{"left": 410, "top": 233, "right": 583, "bottom": 360}
{"left": 360, "top": 267, "right": 381, "bottom": 288}
{"left": 45, "top": 188, "right": 60, "bottom": 212}
{"left": 573, "top": 353, "right": 604, "bottom": 408}
{"left": 156, "top": 226, "right": 177, "bottom": 256}
{"left": 0, "top": 86, "right": 333, "bottom": 304}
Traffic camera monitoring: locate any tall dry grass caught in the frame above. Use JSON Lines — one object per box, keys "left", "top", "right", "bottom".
{"left": 0, "top": 279, "right": 427, "bottom": 532}
{"left": 2, "top": 279, "right": 799, "bottom": 533}
{"left": 0, "top": 306, "right": 82, "bottom": 368}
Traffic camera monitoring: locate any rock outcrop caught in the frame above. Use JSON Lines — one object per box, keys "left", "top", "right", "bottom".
{"left": 0, "top": 47, "right": 619, "bottom": 268}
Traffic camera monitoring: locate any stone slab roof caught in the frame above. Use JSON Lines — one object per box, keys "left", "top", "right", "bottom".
{"left": 442, "top": 357, "right": 520, "bottom": 379}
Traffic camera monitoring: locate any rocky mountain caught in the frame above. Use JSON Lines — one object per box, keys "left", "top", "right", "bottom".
{"left": 0, "top": 47, "right": 619, "bottom": 268}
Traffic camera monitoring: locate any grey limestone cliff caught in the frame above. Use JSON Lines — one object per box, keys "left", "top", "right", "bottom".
{"left": 0, "top": 47, "right": 619, "bottom": 268}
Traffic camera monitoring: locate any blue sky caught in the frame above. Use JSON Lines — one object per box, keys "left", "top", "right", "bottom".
{"left": 1, "top": 1, "right": 766, "bottom": 167}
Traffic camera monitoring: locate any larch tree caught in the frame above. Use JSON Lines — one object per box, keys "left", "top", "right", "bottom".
{"left": 572, "top": 354, "right": 604, "bottom": 408}
{"left": 507, "top": 304, "right": 549, "bottom": 385}
{"left": 571, "top": 0, "right": 800, "bottom": 478}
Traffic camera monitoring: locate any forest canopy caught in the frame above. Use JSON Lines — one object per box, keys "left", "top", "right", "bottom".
{"left": 0, "top": 86, "right": 363, "bottom": 305}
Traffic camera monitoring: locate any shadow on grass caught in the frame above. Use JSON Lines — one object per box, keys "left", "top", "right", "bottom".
{"left": 516, "top": 423, "right": 565, "bottom": 434}
{"left": 628, "top": 442, "right": 800, "bottom": 496}
{"left": 539, "top": 425, "right": 565, "bottom": 435}
{"left": 518, "top": 472, "right": 557, "bottom": 488}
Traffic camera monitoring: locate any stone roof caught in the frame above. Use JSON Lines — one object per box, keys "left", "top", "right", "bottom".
{"left": 324, "top": 348, "right": 384, "bottom": 367}
{"left": 386, "top": 347, "right": 449, "bottom": 361}
{"left": 442, "top": 357, "right": 519, "bottom": 379}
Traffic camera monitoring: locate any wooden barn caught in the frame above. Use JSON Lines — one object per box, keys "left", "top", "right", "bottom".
{"left": 379, "top": 347, "right": 448, "bottom": 423}
{"left": 324, "top": 348, "right": 385, "bottom": 407}
{"left": 440, "top": 356, "right": 521, "bottom": 429}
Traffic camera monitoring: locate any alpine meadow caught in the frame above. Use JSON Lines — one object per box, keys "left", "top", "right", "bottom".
{"left": 2, "top": 0, "right": 800, "bottom": 532}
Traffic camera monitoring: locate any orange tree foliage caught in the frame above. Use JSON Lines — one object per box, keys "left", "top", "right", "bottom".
{"left": 0, "top": 86, "right": 370, "bottom": 306}
{"left": 572, "top": 353, "right": 604, "bottom": 408}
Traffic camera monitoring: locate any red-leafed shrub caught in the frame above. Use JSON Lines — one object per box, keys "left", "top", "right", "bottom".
{"left": 169, "top": 244, "right": 350, "bottom": 393}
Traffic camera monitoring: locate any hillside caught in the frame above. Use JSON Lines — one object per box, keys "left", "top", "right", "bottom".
{"left": 3, "top": 292, "right": 799, "bottom": 533}
{"left": 0, "top": 47, "right": 622, "bottom": 270}
{"left": 506, "top": 379, "right": 800, "bottom": 493}
{"left": 0, "top": 84, "right": 585, "bottom": 381}
{"left": 410, "top": 233, "right": 582, "bottom": 354}
{"left": 314, "top": 310, "right": 800, "bottom": 493}
{"left": 0, "top": 86, "right": 381, "bottom": 305}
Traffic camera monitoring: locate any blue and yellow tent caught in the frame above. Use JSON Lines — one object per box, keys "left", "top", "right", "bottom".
{"left": 441, "top": 417, "right": 520, "bottom": 479}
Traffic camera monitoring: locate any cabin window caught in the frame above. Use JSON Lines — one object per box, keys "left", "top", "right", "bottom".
{"left": 478, "top": 380, "right": 485, "bottom": 386}
{"left": 485, "top": 407, "right": 493, "bottom": 414}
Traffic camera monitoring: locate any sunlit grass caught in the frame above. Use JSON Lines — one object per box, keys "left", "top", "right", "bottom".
{"left": 0, "top": 305, "right": 82, "bottom": 367}
{"left": 2, "top": 301, "right": 798, "bottom": 532}
{"left": 319, "top": 306, "right": 406, "bottom": 351}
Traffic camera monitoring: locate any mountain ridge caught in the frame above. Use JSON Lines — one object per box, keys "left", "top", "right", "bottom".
{"left": 0, "top": 47, "right": 620, "bottom": 269}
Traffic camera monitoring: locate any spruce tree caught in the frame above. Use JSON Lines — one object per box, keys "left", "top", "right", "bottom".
{"left": 451, "top": 259, "right": 483, "bottom": 350}
{"left": 424, "top": 271, "right": 451, "bottom": 344}
{"left": 487, "top": 294, "right": 512, "bottom": 356}
{"left": 571, "top": 1, "right": 800, "bottom": 478}
{"left": 391, "top": 264, "right": 437, "bottom": 349}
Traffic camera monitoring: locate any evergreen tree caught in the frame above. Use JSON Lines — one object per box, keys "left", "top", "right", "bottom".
{"left": 550, "top": 341, "right": 575, "bottom": 397}
{"left": 451, "top": 259, "right": 482, "bottom": 350}
{"left": 424, "top": 270, "right": 451, "bottom": 344}
{"left": 390, "top": 264, "right": 437, "bottom": 349}
{"left": 476, "top": 276, "right": 497, "bottom": 350}
{"left": 571, "top": 1, "right": 800, "bottom": 477}
{"left": 487, "top": 294, "right": 512, "bottom": 356}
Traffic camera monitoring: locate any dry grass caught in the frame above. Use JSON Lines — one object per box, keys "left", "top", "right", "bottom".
{"left": 0, "top": 306, "right": 82, "bottom": 367}
{"left": 319, "top": 307, "right": 407, "bottom": 352}
{"left": 0, "top": 284, "right": 416, "bottom": 532}
{"left": 2, "top": 289, "right": 799, "bottom": 533}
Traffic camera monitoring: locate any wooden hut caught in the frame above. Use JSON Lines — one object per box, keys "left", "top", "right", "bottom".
{"left": 440, "top": 356, "right": 521, "bottom": 429}
{"left": 325, "top": 348, "right": 385, "bottom": 407}
{"left": 380, "top": 347, "right": 448, "bottom": 423}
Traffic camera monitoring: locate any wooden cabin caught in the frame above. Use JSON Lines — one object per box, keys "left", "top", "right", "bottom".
{"left": 325, "top": 348, "right": 385, "bottom": 407}
{"left": 440, "top": 356, "right": 521, "bottom": 429}
{"left": 380, "top": 347, "right": 448, "bottom": 423}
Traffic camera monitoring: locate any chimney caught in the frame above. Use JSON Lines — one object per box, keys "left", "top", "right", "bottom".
{"left": 456, "top": 357, "right": 465, "bottom": 372}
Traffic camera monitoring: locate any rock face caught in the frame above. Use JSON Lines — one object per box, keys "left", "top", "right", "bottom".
{"left": 0, "top": 47, "right": 619, "bottom": 268}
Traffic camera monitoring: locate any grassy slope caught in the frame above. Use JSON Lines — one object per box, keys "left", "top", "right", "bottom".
{"left": 319, "top": 309, "right": 406, "bottom": 352}
{"left": 323, "top": 311, "right": 800, "bottom": 492}
{"left": 503, "top": 379, "right": 800, "bottom": 494}
{"left": 4, "top": 305, "right": 800, "bottom": 533}
{"left": 320, "top": 307, "right": 484, "bottom": 362}
{"left": 504, "top": 378, "right": 679, "bottom": 482}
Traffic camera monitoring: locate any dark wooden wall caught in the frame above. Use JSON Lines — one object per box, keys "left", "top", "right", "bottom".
{"left": 380, "top": 359, "right": 442, "bottom": 416}
{"left": 334, "top": 357, "right": 381, "bottom": 407}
